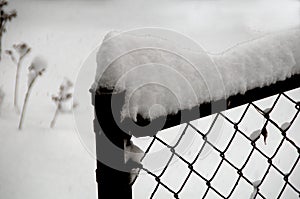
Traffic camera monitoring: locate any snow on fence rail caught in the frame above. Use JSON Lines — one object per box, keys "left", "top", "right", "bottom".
{"left": 91, "top": 27, "right": 300, "bottom": 122}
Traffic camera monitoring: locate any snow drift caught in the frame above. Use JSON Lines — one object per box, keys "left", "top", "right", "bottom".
{"left": 92, "top": 27, "right": 300, "bottom": 121}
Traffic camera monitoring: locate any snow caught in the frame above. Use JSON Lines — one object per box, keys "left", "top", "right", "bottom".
{"left": 27, "top": 56, "right": 47, "bottom": 86}
{"left": 51, "top": 78, "right": 75, "bottom": 113}
{"left": 29, "top": 56, "right": 47, "bottom": 73}
{"left": 0, "top": 110, "right": 97, "bottom": 199}
{"left": 263, "top": 108, "right": 272, "bottom": 114}
{"left": 12, "top": 42, "right": 31, "bottom": 57}
{"left": 249, "top": 180, "right": 261, "bottom": 199}
{"left": 249, "top": 188, "right": 258, "bottom": 199}
{"left": 281, "top": 122, "right": 291, "bottom": 131}
{"left": 27, "top": 70, "right": 37, "bottom": 86}
{"left": 0, "top": 0, "right": 300, "bottom": 199}
{"left": 252, "top": 180, "right": 261, "bottom": 187}
{"left": 93, "top": 27, "right": 300, "bottom": 121}
{"left": 0, "top": 87, "right": 4, "bottom": 113}
{"left": 250, "top": 130, "right": 261, "bottom": 141}
{"left": 124, "top": 140, "right": 144, "bottom": 185}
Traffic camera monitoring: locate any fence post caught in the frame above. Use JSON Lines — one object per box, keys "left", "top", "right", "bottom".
{"left": 91, "top": 89, "right": 132, "bottom": 199}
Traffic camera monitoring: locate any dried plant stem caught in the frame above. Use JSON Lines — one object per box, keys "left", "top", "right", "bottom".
{"left": 18, "top": 76, "right": 36, "bottom": 130}
{"left": 14, "top": 61, "right": 20, "bottom": 110}
{"left": 0, "top": 32, "right": 2, "bottom": 61}
{"left": 0, "top": 22, "right": 7, "bottom": 61}
{"left": 50, "top": 103, "right": 61, "bottom": 128}
{"left": 14, "top": 54, "right": 26, "bottom": 111}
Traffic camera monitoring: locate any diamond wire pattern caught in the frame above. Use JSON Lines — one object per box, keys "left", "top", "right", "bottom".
{"left": 136, "top": 90, "right": 300, "bottom": 199}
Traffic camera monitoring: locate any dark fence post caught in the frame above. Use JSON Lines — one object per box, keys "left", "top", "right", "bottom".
{"left": 91, "top": 89, "right": 132, "bottom": 199}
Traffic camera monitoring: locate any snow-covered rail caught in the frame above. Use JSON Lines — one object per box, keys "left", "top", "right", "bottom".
{"left": 92, "top": 27, "right": 300, "bottom": 123}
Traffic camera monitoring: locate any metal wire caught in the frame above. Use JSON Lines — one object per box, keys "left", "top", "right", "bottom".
{"left": 136, "top": 89, "right": 300, "bottom": 199}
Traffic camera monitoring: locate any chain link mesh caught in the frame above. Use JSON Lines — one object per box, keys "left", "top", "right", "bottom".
{"left": 134, "top": 88, "right": 300, "bottom": 199}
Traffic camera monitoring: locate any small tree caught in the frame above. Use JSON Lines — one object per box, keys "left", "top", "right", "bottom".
{"left": 50, "top": 78, "right": 74, "bottom": 128}
{"left": 6, "top": 43, "right": 31, "bottom": 111}
{"left": 0, "top": 0, "right": 17, "bottom": 60}
{"left": 18, "top": 56, "right": 47, "bottom": 130}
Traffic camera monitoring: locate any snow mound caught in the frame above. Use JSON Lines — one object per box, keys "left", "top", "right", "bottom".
{"left": 92, "top": 28, "right": 300, "bottom": 121}
{"left": 249, "top": 180, "right": 262, "bottom": 199}
{"left": 281, "top": 122, "right": 291, "bottom": 131}
{"left": 250, "top": 130, "right": 261, "bottom": 141}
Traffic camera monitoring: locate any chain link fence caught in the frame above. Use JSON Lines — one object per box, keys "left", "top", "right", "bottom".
{"left": 133, "top": 88, "right": 300, "bottom": 199}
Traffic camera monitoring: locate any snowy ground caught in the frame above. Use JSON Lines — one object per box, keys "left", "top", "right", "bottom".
{"left": 0, "top": 0, "right": 300, "bottom": 198}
